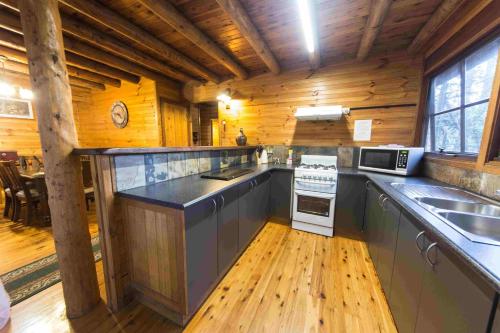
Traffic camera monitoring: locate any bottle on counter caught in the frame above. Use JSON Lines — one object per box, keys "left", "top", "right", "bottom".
{"left": 287, "top": 149, "right": 293, "bottom": 166}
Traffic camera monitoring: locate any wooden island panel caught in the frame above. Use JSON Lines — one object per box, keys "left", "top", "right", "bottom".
{"left": 121, "top": 198, "right": 188, "bottom": 322}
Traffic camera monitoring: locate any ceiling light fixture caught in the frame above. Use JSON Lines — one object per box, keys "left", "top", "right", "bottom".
{"left": 0, "top": 81, "right": 15, "bottom": 97}
{"left": 297, "top": 0, "right": 315, "bottom": 53}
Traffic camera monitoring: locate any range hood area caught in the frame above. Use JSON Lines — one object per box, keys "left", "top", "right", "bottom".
{"left": 294, "top": 105, "right": 350, "bottom": 121}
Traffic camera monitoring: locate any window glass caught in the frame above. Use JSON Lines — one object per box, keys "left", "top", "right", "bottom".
{"left": 465, "top": 38, "right": 500, "bottom": 104}
{"left": 464, "top": 103, "right": 488, "bottom": 153}
{"left": 434, "top": 111, "right": 461, "bottom": 152}
{"left": 432, "top": 64, "right": 461, "bottom": 113}
{"left": 425, "top": 37, "right": 500, "bottom": 154}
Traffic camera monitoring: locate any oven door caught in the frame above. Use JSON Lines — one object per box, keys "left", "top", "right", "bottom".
{"left": 359, "top": 148, "right": 399, "bottom": 171}
{"left": 293, "top": 189, "right": 335, "bottom": 227}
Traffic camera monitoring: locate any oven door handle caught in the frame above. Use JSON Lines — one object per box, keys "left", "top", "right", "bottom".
{"left": 294, "top": 189, "right": 336, "bottom": 199}
{"left": 295, "top": 180, "right": 336, "bottom": 186}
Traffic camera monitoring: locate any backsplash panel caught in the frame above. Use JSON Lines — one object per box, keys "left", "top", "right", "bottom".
{"left": 115, "top": 148, "right": 255, "bottom": 191}
{"left": 265, "top": 145, "right": 359, "bottom": 168}
{"left": 424, "top": 160, "right": 500, "bottom": 201}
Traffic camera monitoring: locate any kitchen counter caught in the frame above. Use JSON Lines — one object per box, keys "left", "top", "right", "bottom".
{"left": 117, "top": 164, "right": 500, "bottom": 293}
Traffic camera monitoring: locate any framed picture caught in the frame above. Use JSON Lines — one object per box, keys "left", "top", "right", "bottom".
{"left": 0, "top": 97, "right": 34, "bottom": 119}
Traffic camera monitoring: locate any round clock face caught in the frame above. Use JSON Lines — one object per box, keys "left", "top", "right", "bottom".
{"left": 110, "top": 101, "right": 128, "bottom": 128}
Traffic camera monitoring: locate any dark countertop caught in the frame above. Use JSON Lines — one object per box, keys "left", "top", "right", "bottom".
{"left": 118, "top": 164, "right": 294, "bottom": 209}
{"left": 118, "top": 164, "right": 500, "bottom": 292}
{"left": 72, "top": 145, "right": 257, "bottom": 155}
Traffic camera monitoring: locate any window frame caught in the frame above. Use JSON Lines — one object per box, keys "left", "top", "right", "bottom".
{"left": 423, "top": 36, "right": 499, "bottom": 156}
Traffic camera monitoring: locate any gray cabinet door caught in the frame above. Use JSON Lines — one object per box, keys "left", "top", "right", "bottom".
{"left": 217, "top": 186, "right": 239, "bottom": 275}
{"left": 269, "top": 170, "right": 293, "bottom": 222}
{"left": 334, "top": 174, "right": 367, "bottom": 240}
{"left": 492, "top": 301, "right": 500, "bottom": 333}
{"left": 389, "top": 212, "right": 427, "bottom": 333}
{"left": 185, "top": 196, "right": 218, "bottom": 312}
{"left": 377, "top": 198, "right": 401, "bottom": 296}
{"left": 238, "top": 179, "right": 256, "bottom": 250}
{"left": 255, "top": 172, "right": 271, "bottom": 229}
{"left": 364, "top": 182, "right": 384, "bottom": 264}
{"left": 415, "top": 242, "right": 495, "bottom": 333}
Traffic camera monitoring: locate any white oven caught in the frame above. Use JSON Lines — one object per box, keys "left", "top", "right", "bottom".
{"left": 293, "top": 189, "right": 335, "bottom": 228}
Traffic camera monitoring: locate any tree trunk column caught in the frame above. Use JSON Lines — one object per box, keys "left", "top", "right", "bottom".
{"left": 18, "top": 0, "right": 100, "bottom": 318}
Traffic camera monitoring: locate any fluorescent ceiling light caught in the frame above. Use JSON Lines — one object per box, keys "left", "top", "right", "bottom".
{"left": 297, "top": 0, "right": 315, "bottom": 53}
{"left": 19, "top": 88, "right": 34, "bottom": 100}
{"left": 0, "top": 81, "right": 15, "bottom": 97}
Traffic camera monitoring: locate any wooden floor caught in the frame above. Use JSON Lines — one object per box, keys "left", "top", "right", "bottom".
{"left": 0, "top": 205, "right": 99, "bottom": 275}
{"left": 1, "top": 220, "right": 396, "bottom": 333}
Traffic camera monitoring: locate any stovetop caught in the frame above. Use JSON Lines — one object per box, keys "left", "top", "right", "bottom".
{"left": 295, "top": 155, "right": 338, "bottom": 176}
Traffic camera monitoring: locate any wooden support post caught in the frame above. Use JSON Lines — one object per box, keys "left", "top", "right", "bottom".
{"left": 18, "top": 0, "right": 100, "bottom": 318}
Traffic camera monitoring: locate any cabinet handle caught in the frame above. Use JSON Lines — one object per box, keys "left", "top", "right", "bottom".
{"left": 211, "top": 198, "right": 217, "bottom": 215}
{"left": 415, "top": 231, "right": 426, "bottom": 252}
{"left": 220, "top": 194, "right": 225, "bottom": 208}
{"left": 250, "top": 181, "right": 254, "bottom": 191}
{"left": 378, "top": 194, "right": 385, "bottom": 207}
{"left": 381, "top": 197, "right": 389, "bottom": 211}
{"left": 425, "top": 242, "right": 438, "bottom": 268}
{"left": 365, "top": 180, "right": 371, "bottom": 189}
{"left": 253, "top": 179, "right": 258, "bottom": 187}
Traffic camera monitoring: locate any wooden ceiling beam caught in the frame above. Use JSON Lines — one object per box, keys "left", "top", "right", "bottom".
{"left": 357, "top": 0, "right": 392, "bottom": 61}
{"left": 0, "top": 6, "right": 197, "bottom": 83}
{"left": 215, "top": 0, "right": 280, "bottom": 75}
{"left": 58, "top": 0, "right": 220, "bottom": 83}
{"left": 138, "top": 0, "right": 248, "bottom": 79}
{"left": 2, "top": 58, "right": 105, "bottom": 90}
{"left": 0, "top": 44, "right": 121, "bottom": 87}
{"left": 408, "top": 0, "right": 465, "bottom": 55}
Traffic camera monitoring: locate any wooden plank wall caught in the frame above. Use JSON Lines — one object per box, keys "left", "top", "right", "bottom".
{"left": 75, "top": 78, "right": 162, "bottom": 148}
{"left": 193, "top": 52, "right": 423, "bottom": 147}
{"left": 0, "top": 74, "right": 91, "bottom": 156}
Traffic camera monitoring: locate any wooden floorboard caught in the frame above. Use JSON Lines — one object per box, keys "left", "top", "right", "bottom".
{"left": 0, "top": 205, "right": 99, "bottom": 275}
{"left": 0, "top": 220, "right": 396, "bottom": 333}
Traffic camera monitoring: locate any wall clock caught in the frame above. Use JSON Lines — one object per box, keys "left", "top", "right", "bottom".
{"left": 110, "top": 101, "right": 128, "bottom": 128}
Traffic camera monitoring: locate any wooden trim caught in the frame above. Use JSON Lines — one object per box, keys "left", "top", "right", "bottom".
{"left": 483, "top": 161, "right": 500, "bottom": 175}
{"left": 90, "top": 155, "right": 131, "bottom": 312}
{"left": 424, "top": 0, "right": 493, "bottom": 59}
{"left": 476, "top": 54, "right": 500, "bottom": 170}
{"left": 408, "top": 0, "right": 465, "bottom": 55}
{"left": 138, "top": 0, "right": 248, "bottom": 79}
{"left": 215, "top": 0, "right": 280, "bottom": 75}
{"left": 356, "top": 0, "right": 392, "bottom": 61}
{"left": 424, "top": 153, "right": 477, "bottom": 170}
{"left": 413, "top": 73, "right": 430, "bottom": 146}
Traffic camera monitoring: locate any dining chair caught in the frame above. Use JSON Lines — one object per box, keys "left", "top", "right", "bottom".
{"left": 81, "top": 158, "right": 94, "bottom": 211}
{"left": 0, "top": 161, "right": 40, "bottom": 224}
{"left": 0, "top": 165, "right": 13, "bottom": 219}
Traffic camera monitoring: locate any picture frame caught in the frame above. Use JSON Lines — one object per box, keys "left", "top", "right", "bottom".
{"left": 0, "top": 96, "right": 34, "bottom": 119}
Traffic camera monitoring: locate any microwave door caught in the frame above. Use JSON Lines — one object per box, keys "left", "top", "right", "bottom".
{"left": 360, "top": 149, "right": 398, "bottom": 170}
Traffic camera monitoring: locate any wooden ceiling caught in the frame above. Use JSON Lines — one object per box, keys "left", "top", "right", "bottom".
{"left": 0, "top": 0, "right": 460, "bottom": 90}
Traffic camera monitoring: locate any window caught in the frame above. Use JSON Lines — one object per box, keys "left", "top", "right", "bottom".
{"left": 424, "top": 37, "right": 500, "bottom": 154}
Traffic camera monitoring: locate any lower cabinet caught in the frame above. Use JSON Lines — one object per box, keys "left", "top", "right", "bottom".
{"left": 269, "top": 170, "right": 293, "bottom": 222}
{"left": 217, "top": 186, "right": 239, "bottom": 275}
{"left": 493, "top": 302, "right": 500, "bottom": 333}
{"left": 389, "top": 212, "right": 495, "bottom": 333}
{"left": 415, "top": 238, "right": 494, "bottom": 333}
{"left": 390, "top": 212, "right": 428, "bottom": 333}
{"left": 334, "top": 174, "right": 367, "bottom": 239}
{"left": 364, "top": 181, "right": 384, "bottom": 264}
{"left": 184, "top": 196, "right": 218, "bottom": 313}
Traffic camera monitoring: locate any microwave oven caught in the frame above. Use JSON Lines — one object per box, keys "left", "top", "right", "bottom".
{"left": 358, "top": 147, "right": 424, "bottom": 175}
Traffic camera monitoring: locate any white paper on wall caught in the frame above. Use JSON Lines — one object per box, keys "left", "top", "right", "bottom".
{"left": 353, "top": 119, "right": 372, "bottom": 141}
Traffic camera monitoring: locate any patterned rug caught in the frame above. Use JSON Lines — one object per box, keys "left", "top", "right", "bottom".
{"left": 0, "top": 235, "right": 101, "bottom": 306}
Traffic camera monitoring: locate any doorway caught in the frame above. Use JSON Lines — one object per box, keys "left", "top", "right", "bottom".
{"left": 160, "top": 99, "right": 190, "bottom": 146}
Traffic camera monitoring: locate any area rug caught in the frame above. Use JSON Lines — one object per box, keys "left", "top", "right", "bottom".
{"left": 0, "top": 235, "right": 101, "bottom": 306}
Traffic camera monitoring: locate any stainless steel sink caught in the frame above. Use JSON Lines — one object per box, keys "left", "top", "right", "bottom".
{"left": 437, "top": 212, "right": 500, "bottom": 245}
{"left": 416, "top": 197, "right": 500, "bottom": 217}
{"left": 391, "top": 183, "right": 500, "bottom": 246}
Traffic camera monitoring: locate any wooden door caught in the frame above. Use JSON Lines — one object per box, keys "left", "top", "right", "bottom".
{"left": 161, "top": 101, "right": 190, "bottom": 146}
{"left": 211, "top": 119, "right": 220, "bottom": 146}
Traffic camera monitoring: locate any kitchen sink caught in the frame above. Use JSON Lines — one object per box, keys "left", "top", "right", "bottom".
{"left": 391, "top": 183, "right": 500, "bottom": 246}
{"left": 416, "top": 197, "right": 500, "bottom": 217}
{"left": 437, "top": 212, "right": 500, "bottom": 245}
